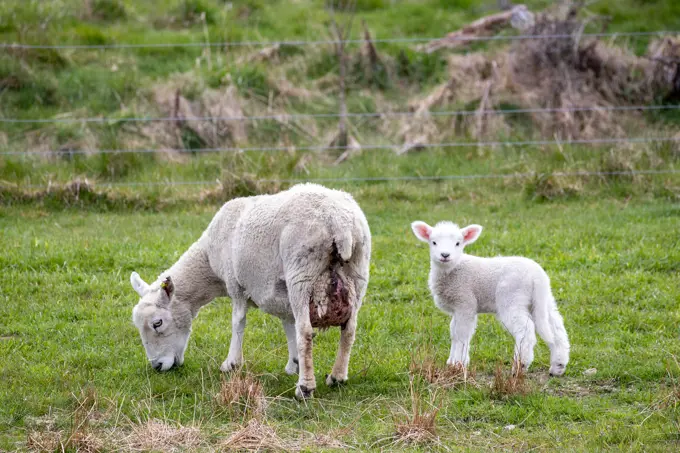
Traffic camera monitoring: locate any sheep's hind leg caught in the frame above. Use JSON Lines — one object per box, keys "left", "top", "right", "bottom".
{"left": 286, "top": 282, "right": 316, "bottom": 400}
{"left": 220, "top": 297, "right": 247, "bottom": 372}
{"left": 447, "top": 311, "right": 477, "bottom": 367}
{"left": 497, "top": 308, "right": 536, "bottom": 374}
{"left": 282, "top": 318, "right": 299, "bottom": 375}
{"left": 326, "top": 310, "right": 357, "bottom": 387}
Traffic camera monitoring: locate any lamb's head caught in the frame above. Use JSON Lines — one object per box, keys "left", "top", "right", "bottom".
{"left": 411, "top": 221, "right": 483, "bottom": 267}
{"left": 130, "top": 273, "right": 193, "bottom": 372}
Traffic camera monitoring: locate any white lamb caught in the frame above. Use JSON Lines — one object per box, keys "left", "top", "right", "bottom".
{"left": 411, "top": 221, "right": 569, "bottom": 376}
{"left": 129, "top": 183, "right": 371, "bottom": 399}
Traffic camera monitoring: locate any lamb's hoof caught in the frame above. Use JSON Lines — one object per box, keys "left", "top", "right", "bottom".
{"left": 295, "top": 385, "right": 314, "bottom": 400}
{"left": 549, "top": 364, "right": 566, "bottom": 377}
{"left": 220, "top": 358, "right": 241, "bottom": 373}
{"left": 285, "top": 358, "right": 299, "bottom": 375}
{"left": 325, "top": 374, "right": 348, "bottom": 387}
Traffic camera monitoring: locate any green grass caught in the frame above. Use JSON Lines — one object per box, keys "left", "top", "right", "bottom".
{"left": 1, "top": 189, "right": 680, "bottom": 451}
{"left": 1, "top": 0, "right": 680, "bottom": 450}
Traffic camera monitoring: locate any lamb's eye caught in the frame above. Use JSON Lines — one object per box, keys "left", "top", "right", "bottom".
{"left": 152, "top": 319, "right": 163, "bottom": 329}
{"left": 432, "top": 241, "right": 437, "bottom": 245}
{"left": 456, "top": 242, "right": 460, "bottom": 246}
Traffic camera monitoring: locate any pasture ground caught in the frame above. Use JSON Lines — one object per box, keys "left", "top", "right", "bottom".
{"left": 1, "top": 185, "right": 679, "bottom": 451}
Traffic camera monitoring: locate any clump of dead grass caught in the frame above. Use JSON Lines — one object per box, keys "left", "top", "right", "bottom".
{"left": 199, "top": 173, "right": 284, "bottom": 203}
{"left": 410, "top": 350, "right": 477, "bottom": 389}
{"left": 216, "top": 369, "right": 266, "bottom": 420}
{"left": 124, "top": 419, "right": 203, "bottom": 452}
{"left": 490, "top": 360, "right": 531, "bottom": 399}
{"left": 221, "top": 419, "right": 299, "bottom": 452}
{"left": 27, "top": 387, "right": 105, "bottom": 453}
{"left": 390, "top": 378, "right": 440, "bottom": 447}
{"left": 524, "top": 172, "right": 584, "bottom": 201}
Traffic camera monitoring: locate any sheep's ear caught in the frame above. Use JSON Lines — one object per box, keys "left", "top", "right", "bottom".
{"left": 160, "top": 276, "right": 175, "bottom": 303}
{"left": 130, "top": 272, "right": 150, "bottom": 297}
{"left": 461, "top": 224, "right": 483, "bottom": 246}
{"left": 411, "top": 221, "right": 433, "bottom": 242}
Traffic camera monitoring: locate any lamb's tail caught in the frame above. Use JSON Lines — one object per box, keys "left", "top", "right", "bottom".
{"left": 532, "top": 270, "right": 570, "bottom": 376}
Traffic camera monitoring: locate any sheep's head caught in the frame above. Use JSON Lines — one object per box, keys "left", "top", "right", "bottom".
{"left": 130, "top": 273, "right": 193, "bottom": 371}
{"left": 411, "top": 221, "right": 483, "bottom": 267}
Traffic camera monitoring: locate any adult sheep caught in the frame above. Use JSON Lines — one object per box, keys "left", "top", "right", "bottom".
{"left": 129, "top": 183, "right": 371, "bottom": 399}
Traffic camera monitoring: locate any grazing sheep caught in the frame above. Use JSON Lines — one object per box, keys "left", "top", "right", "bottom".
{"left": 411, "top": 221, "right": 569, "bottom": 376}
{"left": 130, "top": 183, "right": 371, "bottom": 399}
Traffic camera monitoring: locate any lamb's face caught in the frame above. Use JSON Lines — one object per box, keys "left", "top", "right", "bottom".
{"left": 411, "top": 221, "right": 483, "bottom": 268}
{"left": 130, "top": 273, "right": 192, "bottom": 372}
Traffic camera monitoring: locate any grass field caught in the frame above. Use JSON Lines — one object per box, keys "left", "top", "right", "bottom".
{"left": 2, "top": 0, "right": 680, "bottom": 451}
{"left": 1, "top": 187, "right": 680, "bottom": 451}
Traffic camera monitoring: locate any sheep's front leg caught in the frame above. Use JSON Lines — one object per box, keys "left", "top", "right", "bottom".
{"left": 447, "top": 311, "right": 477, "bottom": 367}
{"left": 281, "top": 318, "right": 299, "bottom": 375}
{"left": 326, "top": 310, "right": 357, "bottom": 387}
{"left": 220, "top": 298, "right": 247, "bottom": 372}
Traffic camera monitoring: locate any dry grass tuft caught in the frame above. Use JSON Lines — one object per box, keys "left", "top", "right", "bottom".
{"left": 221, "top": 419, "right": 298, "bottom": 452}
{"left": 216, "top": 369, "right": 266, "bottom": 419}
{"left": 525, "top": 172, "right": 584, "bottom": 201}
{"left": 199, "top": 173, "right": 283, "bottom": 203}
{"left": 410, "top": 353, "right": 477, "bottom": 389}
{"left": 125, "top": 420, "right": 203, "bottom": 452}
{"left": 27, "top": 387, "right": 105, "bottom": 453}
{"left": 491, "top": 360, "right": 530, "bottom": 399}
{"left": 391, "top": 378, "right": 440, "bottom": 447}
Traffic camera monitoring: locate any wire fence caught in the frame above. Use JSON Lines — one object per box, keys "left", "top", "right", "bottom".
{"left": 3, "top": 27, "right": 679, "bottom": 189}
{"left": 3, "top": 136, "right": 679, "bottom": 157}
{"left": 2, "top": 30, "right": 676, "bottom": 50}
{"left": 3, "top": 104, "right": 679, "bottom": 124}
{"left": 22, "top": 169, "right": 678, "bottom": 189}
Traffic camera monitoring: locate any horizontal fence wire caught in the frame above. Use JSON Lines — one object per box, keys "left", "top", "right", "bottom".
{"left": 1, "top": 31, "right": 676, "bottom": 50}
{"left": 2, "top": 104, "right": 679, "bottom": 124}
{"left": 3, "top": 136, "right": 679, "bottom": 157}
{"left": 20, "top": 169, "right": 679, "bottom": 189}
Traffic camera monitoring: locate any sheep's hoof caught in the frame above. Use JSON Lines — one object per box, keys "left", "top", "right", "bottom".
{"left": 549, "top": 364, "right": 566, "bottom": 377}
{"left": 220, "top": 358, "right": 241, "bottom": 373}
{"left": 295, "top": 385, "right": 314, "bottom": 400}
{"left": 285, "top": 358, "right": 299, "bottom": 375}
{"left": 325, "top": 374, "right": 348, "bottom": 387}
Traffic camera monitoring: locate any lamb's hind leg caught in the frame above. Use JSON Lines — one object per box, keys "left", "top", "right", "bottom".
{"left": 326, "top": 309, "right": 357, "bottom": 386}
{"left": 497, "top": 308, "right": 536, "bottom": 374}
{"left": 220, "top": 296, "right": 247, "bottom": 372}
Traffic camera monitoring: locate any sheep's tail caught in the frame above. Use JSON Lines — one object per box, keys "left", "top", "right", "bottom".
{"left": 328, "top": 218, "right": 354, "bottom": 262}
{"left": 532, "top": 270, "right": 570, "bottom": 375}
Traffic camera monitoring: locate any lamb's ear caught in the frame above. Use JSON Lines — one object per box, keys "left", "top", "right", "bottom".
{"left": 411, "top": 221, "right": 433, "bottom": 242}
{"left": 461, "top": 224, "right": 483, "bottom": 246}
{"left": 130, "top": 272, "right": 150, "bottom": 297}
{"left": 160, "top": 276, "right": 175, "bottom": 303}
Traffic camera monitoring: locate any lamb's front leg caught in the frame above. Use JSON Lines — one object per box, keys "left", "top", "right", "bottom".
{"left": 281, "top": 318, "right": 299, "bottom": 375}
{"left": 220, "top": 298, "right": 247, "bottom": 372}
{"left": 447, "top": 311, "right": 478, "bottom": 367}
{"left": 326, "top": 309, "right": 357, "bottom": 386}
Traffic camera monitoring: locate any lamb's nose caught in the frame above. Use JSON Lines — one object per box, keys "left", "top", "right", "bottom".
{"left": 441, "top": 253, "right": 450, "bottom": 258}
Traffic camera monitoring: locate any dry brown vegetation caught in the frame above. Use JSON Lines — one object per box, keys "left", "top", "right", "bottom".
{"left": 409, "top": 350, "right": 477, "bottom": 390}
{"left": 490, "top": 360, "right": 531, "bottom": 399}
{"left": 404, "top": 5, "right": 680, "bottom": 146}
{"left": 389, "top": 378, "right": 441, "bottom": 447}
{"left": 216, "top": 369, "right": 267, "bottom": 420}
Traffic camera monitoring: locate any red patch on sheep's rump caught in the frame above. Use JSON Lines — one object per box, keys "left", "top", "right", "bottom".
{"left": 309, "top": 242, "right": 352, "bottom": 329}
